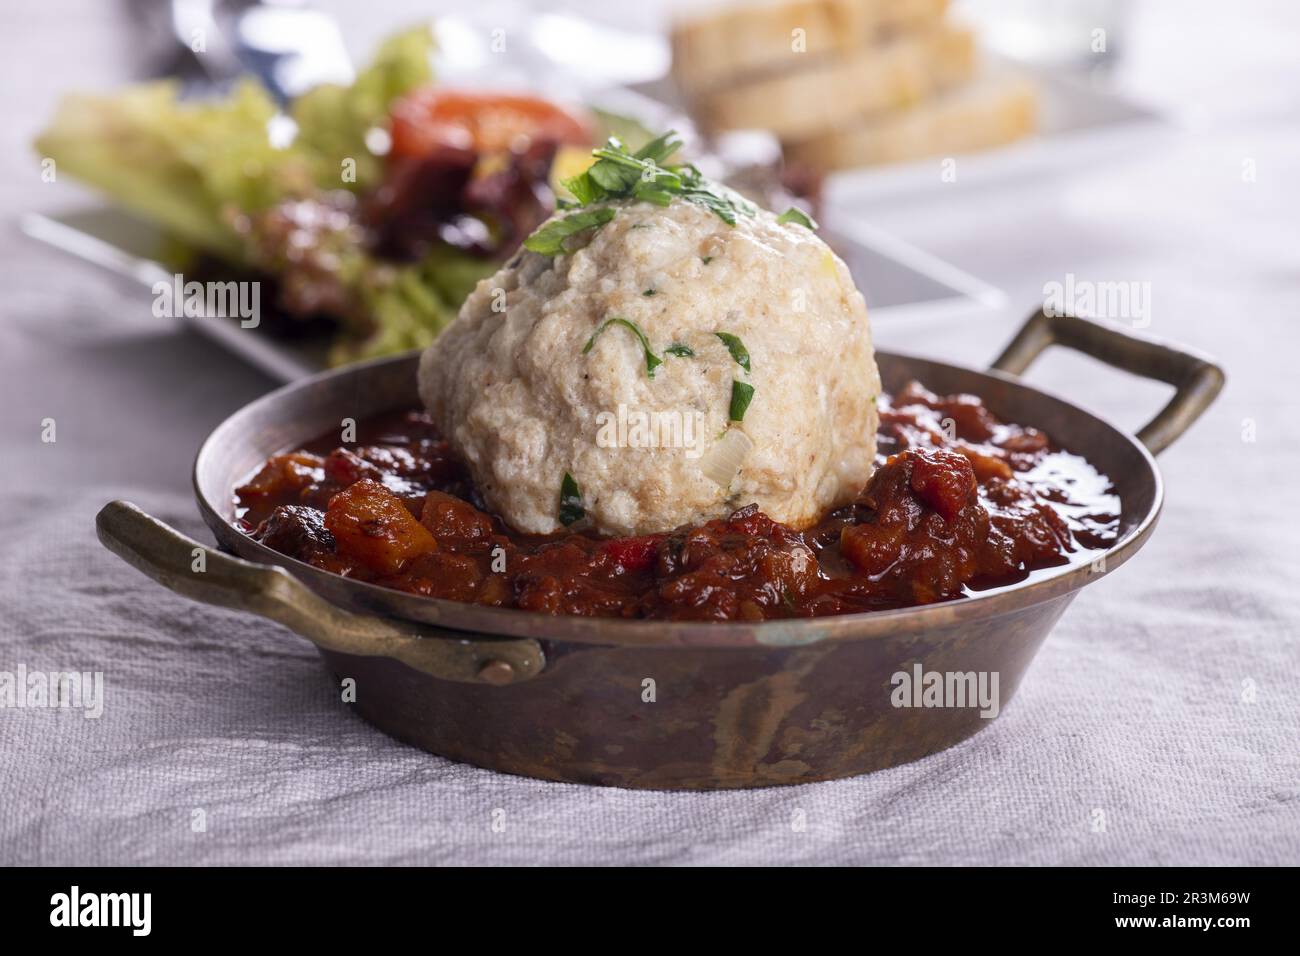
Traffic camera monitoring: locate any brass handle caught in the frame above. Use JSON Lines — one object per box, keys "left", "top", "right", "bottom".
{"left": 95, "top": 501, "right": 544, "bottom": 685}
{"left": 991, "top": 308, "right": 1224, "bottom": 455}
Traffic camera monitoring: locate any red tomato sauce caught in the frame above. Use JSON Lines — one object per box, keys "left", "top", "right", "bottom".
{"left": 234, "top": 382, "right": 1119, "bottom": 621}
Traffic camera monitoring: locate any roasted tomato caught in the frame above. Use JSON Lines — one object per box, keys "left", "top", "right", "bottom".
{"left": 389, "top": 90, "right": 593, "bottom": 159}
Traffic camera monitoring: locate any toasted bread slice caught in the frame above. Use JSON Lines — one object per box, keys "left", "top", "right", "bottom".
{"left": 690, "top": 23, "right": 975, "bottom": 140}
{"left": 784, "top": 74, "right": 1037, "bottom": 170}
{"left": 670, "top": 0, "right": 948, "bottom": 97}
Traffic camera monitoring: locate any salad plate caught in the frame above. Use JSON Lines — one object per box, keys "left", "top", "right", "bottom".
{"left": 27, "top": 22, "right": 1002, "bottom": 384}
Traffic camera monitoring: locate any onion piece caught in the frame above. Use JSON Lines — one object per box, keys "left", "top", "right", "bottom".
{"left": 700, "top": 427, "right": 754, "bottom": 488}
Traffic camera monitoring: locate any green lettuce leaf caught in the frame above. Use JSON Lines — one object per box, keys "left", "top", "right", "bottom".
{"left": 328, "top": 247, "right": 494, "bottom": 365}
{"left": 35, "top": 79, "right": 309, "bottom": 261}
{"left": 34, "top": 24, "right": 438, "bottom": 262}
{"left": 291, "top": 24, "right": 436, "bottom": 193}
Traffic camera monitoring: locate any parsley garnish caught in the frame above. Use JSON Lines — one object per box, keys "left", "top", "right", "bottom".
{"left": 559, "top": 472, "right": 585, "bottom": 526}
{"left": 582, "top": 317, "right": 663, "bottom": 378}
{"left": 529, "top": 132, "right": 754, "bottom": 255}
{"left": 715, "top": 332, "right": 751, "bottom": 373}
{"left": 776, "top": 206, "right": 818, "bottom": 230}
{"left": 665, "top": 343, "right": 695, "bottom": 358}
{"left": 728, "top": 381, "right": 755, "bottom": 422}
{"left": 524, "top": 207, "right": 617, "bottom": 256}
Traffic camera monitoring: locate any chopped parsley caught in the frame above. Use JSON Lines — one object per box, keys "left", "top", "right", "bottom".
{"left": 524, "top": 132, "right": 755, "bottom": 256}
{"left": 523, "top": 207, "right": 617, "bottom": 256}
{"left": 776, "top": 206, "right": 818, "bottom": 230}
{"left": 558, "top": 472, "right": 585, "bottom": 526}
{"left": 582, "top": 317, "right": 663, "bottom": 378}
{"left": 664, "top": 343, "right": 695, "bottom": 358}
{"left": 714, "top": 332, "right": 751, "bottom": 373}
{"left": 728, "top": 381, "right": 755, "bottom": 422}
{"left": 642, "top": 288, "right": 657, "bottom": 296}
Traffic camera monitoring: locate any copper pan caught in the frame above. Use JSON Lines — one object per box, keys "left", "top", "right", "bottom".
{"left": 96, "top": 309, "right": 1223, "bottom": 789}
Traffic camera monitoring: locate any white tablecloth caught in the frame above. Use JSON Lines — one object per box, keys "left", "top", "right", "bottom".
{"left": 1, "top": 0, "right": 1297, "bottom": 865}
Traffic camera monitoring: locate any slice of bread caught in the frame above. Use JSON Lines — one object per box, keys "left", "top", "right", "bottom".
{"left": 690, "top": 23, "right": 975, "bottom": 140}
{"left": 784, "top": 74, "right": 1037, "bottom": 170}
{"left": 876, "top": 0, "right": 952, "bottom": 31}
{"left": 670, "top": 0, "right": 949, "bottom": 97}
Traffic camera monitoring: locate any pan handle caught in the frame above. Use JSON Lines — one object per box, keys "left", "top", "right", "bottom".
{"left": 95, "top": 500, "right": 544, "bottom": 685}
{"left": 991, "top": 308, "right": 1224, "bottom": 455}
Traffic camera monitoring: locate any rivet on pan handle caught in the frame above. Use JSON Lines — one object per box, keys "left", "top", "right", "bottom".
{"left": 95, "top": 501, "right": 545, "bottom": 685}
{"left": 991, "top": 308, "right": 1225, "bottom": 455}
